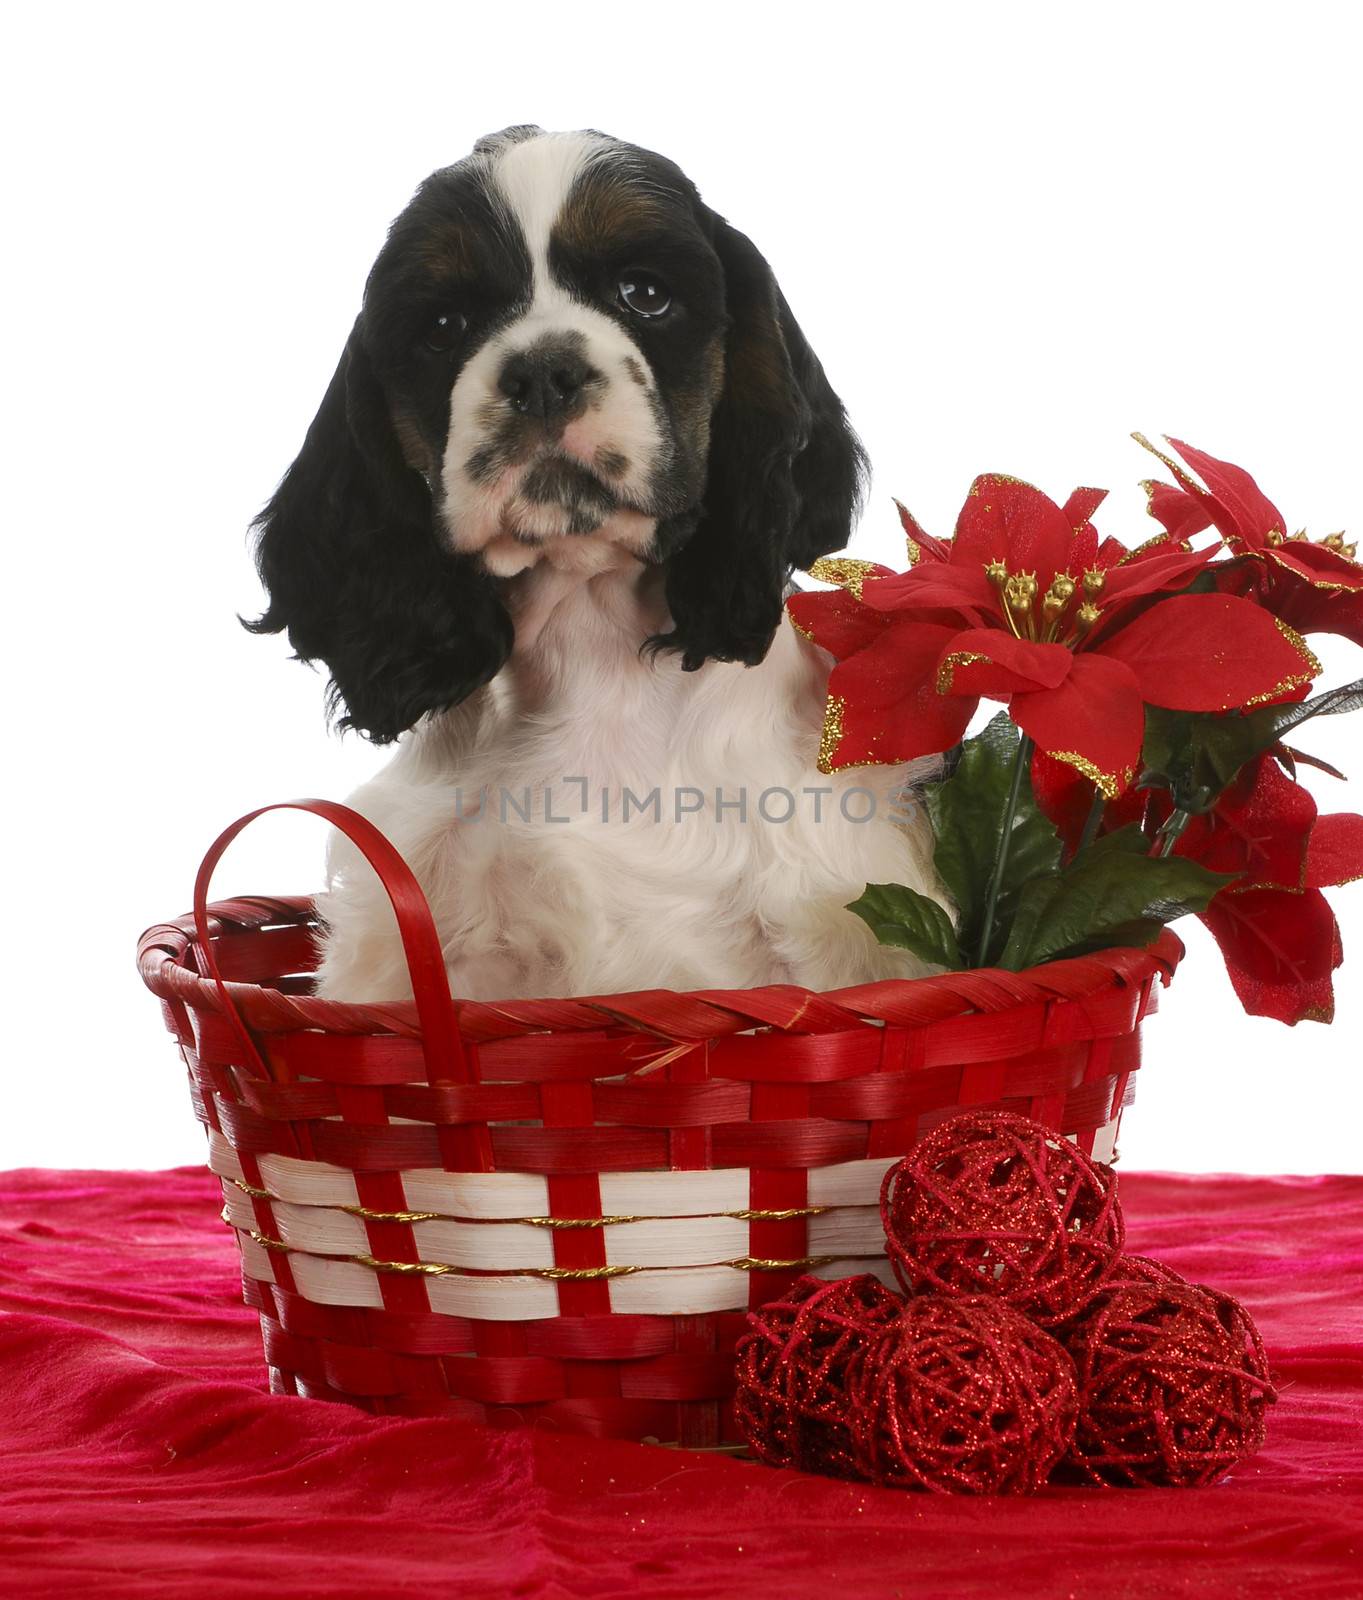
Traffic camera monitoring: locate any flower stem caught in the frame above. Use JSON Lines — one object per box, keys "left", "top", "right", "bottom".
{"left": 1153, "top": 808, "right": 1192, "bottom": 858}
{"left": 1074, "top": 785, "right": 1106, "bottom": 860}
{"left": 975, "top": 733, "right": 1034, "bottom": 967}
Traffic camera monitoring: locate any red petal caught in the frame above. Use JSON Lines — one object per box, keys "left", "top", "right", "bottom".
{"left": 953, "top": 473, "right": 1076, "bottom": 585}
{"left": 935, "top": 627, "right": 1074, "bottom": 698}
{"left": 1094, "top": 536, "right": 1133, "bottom": 572}
{"left": 1269, "top": 582, "right": 1363, "bottom": 649}
{"left": 1030, "top": 747, "right": 1094, "bottom": 847}
{"left": 895, "top": 500, "right": 951, "bottom": 565}
{"left": 860, "top": 562, "right": 997, "bottom": 623}
{"left": 1167, "top": 437, "right": 1289, "bottom": 548}
{"left": 1009, "top": 654, "right": 1145, "bottom": 799}
{"left": 787, "top": 587, "right": 889, "bottom": 661}
{"left": 1100, "top": 546, "right": 1218, "bottom": 605}
{"left": 1174, "top": 755, "right": 1316, "bottom": 888}
{"left": 1063, "top": 487, "right": 1108, "bottom": 530}
{"left": 1097, "top": 593, "right": 1320, "bottom": 711}
{"left": 1031, "top": 747, "right": 1150, "bottom": 849}
{"left": 1142, "top": 480, "right": 1214, "bottom": 541}
{"left": 1306, "top": 812, "right": 1363, "bottom": 889}
{"left": 1200, "top": 887, "right": 1341, "bottom": 1024}
{"left": 821, "top": 621, "right": 973, "bottom": 770}
{"left": 1064, "top": 487, "right": 1106, "bottom": 574}
{"left": 1268, "top": 542, "right": 1363, "bottom": 591}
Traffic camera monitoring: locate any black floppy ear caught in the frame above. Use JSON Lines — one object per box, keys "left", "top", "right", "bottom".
{"left": 656, "top": 217, "right": 869, "bottom": 671}
{"left": 245, "top": 317, "right": 512, "bottom": 742}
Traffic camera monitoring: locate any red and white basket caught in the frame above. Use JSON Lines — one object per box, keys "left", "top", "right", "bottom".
{"left": 136, "top": 799, "right": 1181, "bottom": 1445}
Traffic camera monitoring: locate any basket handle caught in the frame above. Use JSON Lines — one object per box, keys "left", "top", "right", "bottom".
{"left": 192, "top": 799, "right": 470, "bottom": 1084}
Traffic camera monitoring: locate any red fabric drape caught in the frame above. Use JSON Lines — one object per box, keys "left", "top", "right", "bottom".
{"left": 1, "top": 1167, "right": 1359, "bottom": 1599}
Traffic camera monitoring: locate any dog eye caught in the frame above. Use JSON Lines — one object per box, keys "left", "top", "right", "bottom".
{"left": 424, "top": 311, "right": 468, "bottom": 352}
{"left": 618, "top": 271, "right": 671, "bottom": 318}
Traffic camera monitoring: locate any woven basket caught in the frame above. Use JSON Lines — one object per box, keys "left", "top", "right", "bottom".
{"left": 137, "top": 799, "right": 1182, "bottom": 1445}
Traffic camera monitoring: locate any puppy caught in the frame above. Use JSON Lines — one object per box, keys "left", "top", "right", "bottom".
{"left": 249, "top": 125, "right": 941, "bottom": 1003}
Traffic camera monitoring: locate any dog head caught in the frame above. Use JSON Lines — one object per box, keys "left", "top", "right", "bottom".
{"left": 249, "top": 125, "right": 868, "bottom": 741}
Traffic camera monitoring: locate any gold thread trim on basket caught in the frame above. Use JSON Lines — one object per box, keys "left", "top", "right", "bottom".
{"left": 227, "top": 1215, "right": 835, "bottom": 1279}
{"left": 340, "top": 1204, "right": 443, "bottom": 1223}
{"left": 725, "top": 1206, "right": 829, "bottom": 1222}
{"left": 228, "top": 1177, "right": 274, "bottom": 1200}
{"left": 352, "top": 1254, "right": 643, "bottom": 1281}
{"left": 727, "top": 1255, "right": 835, "bottom": 1273}
{"left": 224, "top": 1189, "right": 831, "bottom": 1228}
{"left": 514, "top": 1214, "right": 645, "bottom": 1229}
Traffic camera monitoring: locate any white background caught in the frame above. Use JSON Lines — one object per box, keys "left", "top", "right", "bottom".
{"left": 3, "top": 1, "right": 1359, "bottom": 1172}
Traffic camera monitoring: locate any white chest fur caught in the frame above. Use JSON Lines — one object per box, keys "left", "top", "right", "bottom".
{"left": 314, "top": 562, "right": 940, "bottom": 1004}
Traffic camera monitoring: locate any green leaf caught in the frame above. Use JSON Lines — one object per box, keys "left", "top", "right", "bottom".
{"left": 846, "top": 883, "right": 964, "bottom": 970}
{"left": 998, "top": 851, "right": 1234, "bottom": 971}
{"left": 1142, "top": 677, "right": 1363, "bottom": 813}
{"left": 1084, "top": 823, "right": 1151, "bottom": 857}
{"left": 924, "top": 712, "right": 1063, "bottom": 965}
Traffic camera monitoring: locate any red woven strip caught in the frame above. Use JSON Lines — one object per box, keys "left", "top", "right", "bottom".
{"left": 713, "top": 1119, "right": 865, "bottom": 1171}
{"left": 237, "top": 1150, "right": 297, "bottom": 1296}
{"left": 706, "top": 1028, "right": 886, "bottom": 1083}
{"left": 140, "top": 905, "right": 1182, "bottom": 1050}
{"left": 867, "top": 1022, "right": 927, "bottom": 1158}
{"left": 667, "top": 1043, "right": 713, "bottom": 1171}
{"left": 215, "top": 924, "right": 318, "bottom": 983}
{"left": 670, "top": 1313, "right": 720, "bottom": 1447}
{"left": 957, "top": 1058, "right": 1009, "bottom": 1105}
{"left": 540, "top": 1081, "right": 613, "bottom": 1320}
{"left": 436, "top": 1355, "right": 567, "bottom": 1406}
{"left": 190, "top": 805, "right": 472, "bottom": 1088}
{"left": 595, "top": 1075, "right": 748, "bottom": 1128}
{"left": 747, "top": 1079, "right": 812, "bottom": 1310}
{"left": 244, "top": 1278, "right": 739, "bottom": 1363}
{"left": 235, "top": 1079, "right": 538, "bottom": 1125}
{"left": 616, "top": 1351, "right": 737, "bottom": 1403}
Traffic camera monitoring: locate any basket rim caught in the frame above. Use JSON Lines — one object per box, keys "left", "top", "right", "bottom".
{"left": 137, "top": 893, "right": 1183, "bottom": 1044}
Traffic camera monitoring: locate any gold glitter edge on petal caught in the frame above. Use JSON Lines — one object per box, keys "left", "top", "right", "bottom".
{"left": 1045, "top": 749, "right": 1134, "bottom": 802}
{"left": 936, "top": 650, "right": 992, "bottom": 695}
{"left": 807, "top": 556, "right": 880, "bottom": 601}
{"left": 818, "top": 693, "right": 846, "bottom": 774}
{"left": 1239, "top": 618, "right": 1323, "bottom": 711}
{"left": 1264, "top": 548, "right": 1363, "bottom": 594}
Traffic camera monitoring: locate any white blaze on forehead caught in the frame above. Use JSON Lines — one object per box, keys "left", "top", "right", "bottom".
{"left": 438, "top": 131, "right": 670, "bottom": 577}
{"left": 490, "top": 130, "right": 608, "bottom": 294}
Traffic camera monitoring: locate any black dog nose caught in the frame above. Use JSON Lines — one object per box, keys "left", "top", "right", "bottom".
{"left": 497, "top": 345, "right": 594, "bottom": 419}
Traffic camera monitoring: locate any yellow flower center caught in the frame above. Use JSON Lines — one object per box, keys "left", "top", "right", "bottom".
{"left": 986, "top": 563, "right": 1104, "bottom": 644}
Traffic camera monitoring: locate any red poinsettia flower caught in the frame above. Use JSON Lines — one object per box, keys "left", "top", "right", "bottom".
{"left": 1181, "top": 758, "right": 1363, "bottom": 1024}
{"left": 1034, "top": 748, "right": 1363, "bottom": 1024}
{"left": 790, "top": 475, "right": 1320, "bottom": 796}
{"left": 1137, "top": 434, "right": 1363, "bottom": 647}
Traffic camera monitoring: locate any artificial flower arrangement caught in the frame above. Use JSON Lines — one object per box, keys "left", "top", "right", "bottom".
{"left": 733, "top": 453, "right": 1360, "bottom": 1494}
{"left": 790, "top": 435, "right": 1363, "bottom": 1024}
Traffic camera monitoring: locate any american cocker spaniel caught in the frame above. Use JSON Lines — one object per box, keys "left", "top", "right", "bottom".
{"left": 249, "top": 124, "right": 940, "bottom": 1003}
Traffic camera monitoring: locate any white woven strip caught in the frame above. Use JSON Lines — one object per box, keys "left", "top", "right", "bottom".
{"left": 220, "top": 1185, "right": 885, "bottom": 1271}
{"left": 1089, "top": 1113, "right": 1120, "bottom": 1164}
{"left": 207, "top": 1115, "right": 1122, "bottom": 1230}
{"left": 236, "top": 1230, "right": 894, "bottom": 1319}
{"left": 206, "top": 1134, "right": 900, "bottom": 1221}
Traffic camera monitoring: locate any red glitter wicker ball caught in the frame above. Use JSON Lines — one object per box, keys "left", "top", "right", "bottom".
{"left": 733, "top": 1273, "right": 904, "bottom": 1475}
{"left": 1109, "top": 1253, "right": 1186, "bottom": 1288}
{"left": 880, "top": 1110, "right": 1124, "bottom": 1326}
{"left": 848, "top": 1294, "right": 1079, "bottom": 1494}
{"left": 1065, "top": 1279, "right": 1277, "bottom": 1487}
